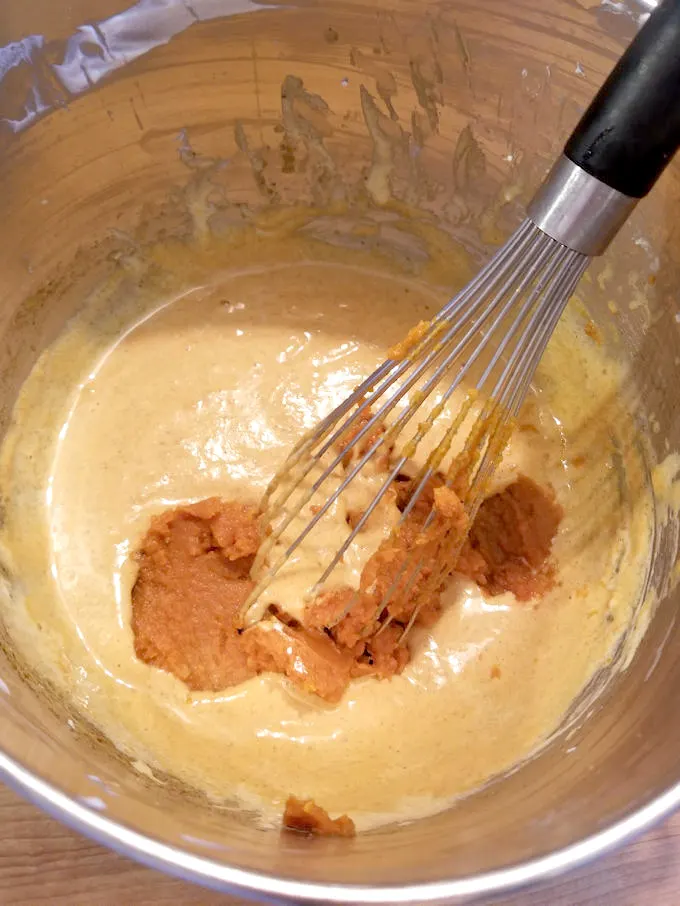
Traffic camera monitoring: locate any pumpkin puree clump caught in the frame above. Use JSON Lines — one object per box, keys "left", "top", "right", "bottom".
{"left": 132, "top": 477, "right": 561, "bottom": 701}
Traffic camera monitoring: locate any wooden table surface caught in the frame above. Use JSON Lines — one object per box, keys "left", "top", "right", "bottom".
{"left": 1, "top": 783, "right": 679, "bottom": 905}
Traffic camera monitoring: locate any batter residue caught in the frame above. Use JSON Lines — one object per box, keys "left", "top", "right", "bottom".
{"left": 0, "top": 228, "right": 653, "bottom": 831}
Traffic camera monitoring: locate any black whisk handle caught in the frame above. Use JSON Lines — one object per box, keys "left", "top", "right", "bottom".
{"left": 565, "top": 0, "right": 680, "bottom": 198}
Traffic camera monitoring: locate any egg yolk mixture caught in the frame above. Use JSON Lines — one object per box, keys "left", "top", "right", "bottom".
{"left": 0, "top": 230, "right": 653, "bottom": 833}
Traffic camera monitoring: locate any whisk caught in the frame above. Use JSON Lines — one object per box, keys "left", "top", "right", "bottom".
{"left": 239, "top": 0, "right": 680, "bottom": 637}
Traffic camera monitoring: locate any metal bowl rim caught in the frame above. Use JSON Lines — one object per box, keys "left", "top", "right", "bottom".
{"left": 1, "top": 745, "right": 677, "bottom": 903}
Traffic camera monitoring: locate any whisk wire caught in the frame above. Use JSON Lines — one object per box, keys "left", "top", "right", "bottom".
{"left": 262, "top": 221, "right": 538, "bottom": 527}
{"left": 248, "top": 225, "right": 547, "bottom": 602}
{"left": 240, "top": 222, "right": 591, "bottom": 633}
{"left": 326, "top": 235, "right": 586, "bottom": 637}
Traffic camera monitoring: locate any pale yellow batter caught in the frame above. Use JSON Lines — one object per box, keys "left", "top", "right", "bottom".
{"left": 0, "top": 226, "right": 653, "bottom": 831}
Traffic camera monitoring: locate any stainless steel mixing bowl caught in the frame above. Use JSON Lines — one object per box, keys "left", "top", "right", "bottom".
{"left": 0, "top": 0, "right": 679, "bottom": 902}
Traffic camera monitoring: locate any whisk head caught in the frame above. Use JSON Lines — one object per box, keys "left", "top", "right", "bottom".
{"left": 238, "top": 221, "right": 588, "bottom": 639}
